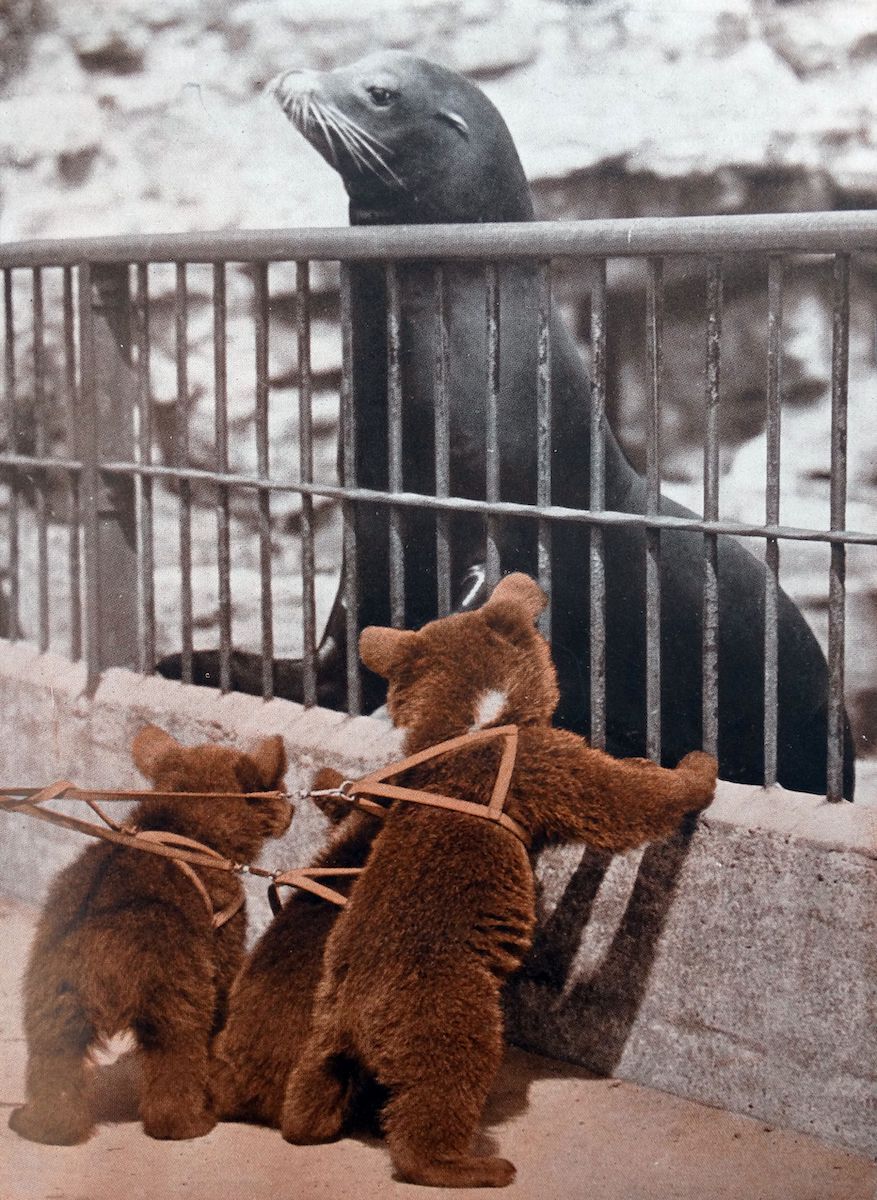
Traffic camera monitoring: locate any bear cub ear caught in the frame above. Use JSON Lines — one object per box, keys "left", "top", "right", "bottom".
{"left": 481, "top": 574, "right": 547, "bottom": 642}
{"left": 131, "top": 724, "right": 181, "bottom": 781}
{"left": 359, "top": 626, "right": 418, "bottom": 678}
{"left": 484, "top": 573, "right": 547, "bottom": 623}
{"left": 244, "top": 735, "right": 287, "bottom": 791}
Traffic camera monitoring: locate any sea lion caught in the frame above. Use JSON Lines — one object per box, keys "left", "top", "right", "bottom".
{"left": 158, "top": 52, "right": 854, "bottom": 799}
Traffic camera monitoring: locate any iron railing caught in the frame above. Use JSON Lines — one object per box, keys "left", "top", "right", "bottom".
{"left": 1, "top": 211, "right": 876, "bottom": 801}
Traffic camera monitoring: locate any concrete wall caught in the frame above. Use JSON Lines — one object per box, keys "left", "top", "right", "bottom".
{"left": 0, "top": 641, "right": 873, "bottom": 1158}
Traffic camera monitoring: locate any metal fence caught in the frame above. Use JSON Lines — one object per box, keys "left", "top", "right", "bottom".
{"left": 1, "top": 212, "right": 876, "bottom": 801}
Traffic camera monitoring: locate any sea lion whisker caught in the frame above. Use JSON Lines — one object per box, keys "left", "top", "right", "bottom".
{"left": 315, "top": 103, "right": 372, "bottom": 175}
{"left": 309, "top": 101, "right": 341, "bottom": 167}
{"left": 317, "top": 102, "right": 384, "bottom": 179}
{"left": 324, "top": 106, "right": 398, "bottom": 169}
{"left": 270, "top": 76, "right": 306, "bottom": 127}
{"left": 323, "top": 104, "right": 395, "bottom": 156}
{"left": 316, "top": 101, "right": 367, "bottom": 172}
{"left": 325, "top": 110, "right": 374, "bottom": 162}
{"left": 333, "top": 121, "right": 390, "bottom": 178}
{"left": 279, "top": 90, "right": 303, "bottom": 128}
{"left": 293, "top": 94, "right": 309, "bottom": 131}
{"left": 324, "top": 104, "right": 404, "bottom": 186}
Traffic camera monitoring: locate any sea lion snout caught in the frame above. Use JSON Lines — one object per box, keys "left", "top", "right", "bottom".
{"left": 269, "top": 67, "right": 323, "bottom": 122}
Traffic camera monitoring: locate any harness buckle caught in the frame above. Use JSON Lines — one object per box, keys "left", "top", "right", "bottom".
{"left": 304, "top": 780, "right": 355, "bottom": 802}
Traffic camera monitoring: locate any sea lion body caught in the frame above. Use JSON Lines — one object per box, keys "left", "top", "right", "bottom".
{"left": 161, "top": 52, "right": 854, "bottom": 798}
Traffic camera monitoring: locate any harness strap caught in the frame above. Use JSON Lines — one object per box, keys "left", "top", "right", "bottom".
{"left": 134, "top": 830, "right": 245, "bottom": 929}
{"left": 270, "top": 725, "right": 528, "bottom": 912}
{"left": 0, "top": 784, "right": 252, "bottom": 929}
{"left": 0, "top": 726, "right": 527, "bottom": 915}
{"left": 1, "top": 785, "right": 287, "bottom": 804}
{"left": 267, "top": 867, "right": 364, "bottom": 913}
{"left": 348, "top": 725, "right": 529, "bottom": 847}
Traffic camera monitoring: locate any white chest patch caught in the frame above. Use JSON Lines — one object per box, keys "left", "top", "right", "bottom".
{"left": 470, "top": 688, "right": 507, "bottom": 731}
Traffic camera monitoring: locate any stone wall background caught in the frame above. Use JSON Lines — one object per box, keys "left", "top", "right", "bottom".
{"left": 1, "top": 0, "right": 876, "bottom": 756}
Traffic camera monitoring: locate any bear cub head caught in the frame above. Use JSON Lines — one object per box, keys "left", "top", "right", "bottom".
{"left": 359, "top": 573, "right": 556, "bottom": 749}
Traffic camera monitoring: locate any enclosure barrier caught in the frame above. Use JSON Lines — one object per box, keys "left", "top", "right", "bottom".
{"left": 1, "top": 212, "right": 876, "bottom": 801}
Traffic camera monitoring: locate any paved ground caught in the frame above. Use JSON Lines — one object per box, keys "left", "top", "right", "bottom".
{"left": 1, "top": 897, "right": 873, "bottom": 1200}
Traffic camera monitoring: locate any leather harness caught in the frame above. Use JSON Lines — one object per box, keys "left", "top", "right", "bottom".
{"left": 0, "top": 725, "right": 526, "bottom": 918}
{"left": 268, "top": 724, "right": 527, "bottom": 911}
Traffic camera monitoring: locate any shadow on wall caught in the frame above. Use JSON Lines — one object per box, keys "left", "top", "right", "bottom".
{"left": 506, "top": 825, "right": 697, "bottom": 1074}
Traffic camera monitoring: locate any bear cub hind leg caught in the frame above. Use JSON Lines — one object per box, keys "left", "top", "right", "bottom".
{"left": 9, "top": 991, "right": 94, "bottom": 1146}
{"left": 281, "top": 1045, "right": 352, "bottom": 1144}
{"left": 384, "top": 1078, "right": 515, "bottom": 1189}
{"left": 135, "top": 979, "right": 216, "bottom": 1142}
{"left": 9, "top": 1050, "right": 93, "bottom": 1146}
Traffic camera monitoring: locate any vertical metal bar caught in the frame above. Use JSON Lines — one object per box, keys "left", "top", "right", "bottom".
{"left": 645, "top": 257, "right": 663, "bottom": 762}
{"left": 827, "top": 253, "right": 850, "bottom": 801}
{"left": 536, "top": 261, "right": 552, "bottom": 642}
{"left": 254, "top": 262, "right": 274, "bottom": 700}
{"left": 702, "top": 259, "right": 722, "bottom": 759}
{"left": 296, "top": 260, "right": 317, "bottom": 705}
{"left": 485, "top": 263, "right": 500, "bottom": 588}
{"left": 340, "top": 263, "right": 361, "bottom": 715}
{"left": 175, "top": 262, "right": 192, "bottom": 683}
{"left": 434, "top": 265, "right": 451, "bottom": 616}
{"left": 213, "top": 263, "right": 232, "bottom": 693}
{"left": 589, "top": 259, "right": 608, "bottom": 751}
{"left": 32, "top": 268, "right": 49, "bottom": 651}
{"left": 81, "top": 263, "right": 138, "bottom": 679}
{"left": 3, "top": 269, "right": 19, "bottom": 642}
{"left": 135, "top": 263, "right": 155, "bottom": 676}
{"left": 62, "top": 266, "right": 82, "bottom": 661}
{"left": 764, "top": 256, "right": 783, "bottom": 787}
{"left": 77, "top": 264, "right": 100, "bottom": 690}
{"left": 386, "top": 263, "right": 405, "bottom": 626}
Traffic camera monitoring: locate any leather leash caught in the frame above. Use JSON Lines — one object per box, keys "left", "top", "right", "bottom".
{"left": 0, "top": 725, "right": 526, "bottom": 916}
{"left": 0, "top": 782, "right": 286, "bottom": 929}
{"left": 269, "top": 724, "right": 527, "bottom": 911}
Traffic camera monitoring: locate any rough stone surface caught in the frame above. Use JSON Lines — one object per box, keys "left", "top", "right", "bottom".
{"left": 0, "top": 641, "right": 873, "bottom": 1160}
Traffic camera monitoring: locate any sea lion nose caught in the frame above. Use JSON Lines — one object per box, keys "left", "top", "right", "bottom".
{"left": 268, "top": 67, "right": 321, "bottom": 110}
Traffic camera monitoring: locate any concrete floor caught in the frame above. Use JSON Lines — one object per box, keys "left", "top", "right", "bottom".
{"left": 1, "top": 897, "right": 873, "bottom": 1200}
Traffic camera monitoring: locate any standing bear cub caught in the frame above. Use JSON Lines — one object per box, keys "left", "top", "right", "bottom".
{"left": 281, "top": 573, "right": 717, "bottom": 1188}
{"left": 9, "top": 726, "right": 292, "bottom": 1146}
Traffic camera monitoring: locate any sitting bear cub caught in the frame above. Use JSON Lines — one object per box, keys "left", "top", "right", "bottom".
{"left": 280, "top": 573, "right": 717, "bottom": 1188}
{"left": 208, "top": 800, "right": 381, "bottom": 1127}
{"left": 9, "top": 725, "right": 291, "bottom": 1145}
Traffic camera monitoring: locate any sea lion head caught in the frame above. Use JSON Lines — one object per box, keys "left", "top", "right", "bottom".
{"left": 271, "top": 51, "right": 534, "bottom": 225}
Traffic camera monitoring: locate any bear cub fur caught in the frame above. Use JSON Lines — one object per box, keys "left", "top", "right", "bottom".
{"left": 9, "top": 725, "right": 291, "bottom": 1145}
{"left": 280, "top": 573, "right": 717, "bottom": 1188}
{"left": 208, "top": 798, "right": 381, "bottom": 1127}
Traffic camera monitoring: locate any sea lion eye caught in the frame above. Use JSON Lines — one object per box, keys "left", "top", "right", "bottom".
{"left": 366, "top": 85, "right": 395, "bottom": 107}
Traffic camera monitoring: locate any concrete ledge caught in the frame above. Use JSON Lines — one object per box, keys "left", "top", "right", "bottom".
{"left": 0, "top": 642, "right": 873, "bottom": 1158}
{"left": 0, "top": 641, "right": 404, "bottom": 921}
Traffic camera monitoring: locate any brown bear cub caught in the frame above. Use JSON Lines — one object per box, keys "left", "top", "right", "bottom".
{"left": 280, "top": 574, "right": 718, "bottom": 1188}
{"left": 9, "top": 725, "right": 291, "bottom": 1146}
{"left": 208, "top": 798, "right": 382, "bottom": 1127}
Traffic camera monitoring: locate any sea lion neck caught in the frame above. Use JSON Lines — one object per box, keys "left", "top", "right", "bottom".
{"left": 345, "top": 149, "right": 535, "bottom": 225}
{"left": 348, "top": 183, "right": 535, "bottom": 227}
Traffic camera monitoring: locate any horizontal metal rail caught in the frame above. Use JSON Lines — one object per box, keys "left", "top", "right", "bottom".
{"left": 0, "top": 452, "right": 872, "bottom": 548}
{"left": 2, "top": 211, "right": 877, "bottom": 268}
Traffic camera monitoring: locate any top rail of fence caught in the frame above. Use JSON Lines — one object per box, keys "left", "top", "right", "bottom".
{"left": 2, "top": 211, "right": 877, "bottom": 269}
